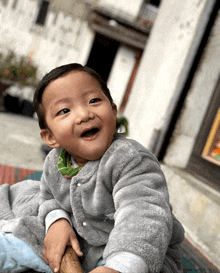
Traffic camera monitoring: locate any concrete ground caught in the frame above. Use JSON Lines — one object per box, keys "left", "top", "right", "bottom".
{"left": 0, "top": 112, "right": 45, "bottom": 171}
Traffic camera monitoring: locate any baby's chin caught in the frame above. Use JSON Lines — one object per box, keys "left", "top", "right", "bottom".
{"left": 74, "top": 151, "right": 106, "bottom": 165}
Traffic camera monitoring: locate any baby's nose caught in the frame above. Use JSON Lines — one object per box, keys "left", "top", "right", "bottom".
{"left": 75, "top": 107, "right": 94, "bottom": 124}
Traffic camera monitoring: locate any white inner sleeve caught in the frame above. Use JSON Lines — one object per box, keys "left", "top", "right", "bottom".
{"left": 45, "top": 209, "right": 72, "bottom": 233}
{"left": 105, "top": 252, "right": 148, "bottom": 273}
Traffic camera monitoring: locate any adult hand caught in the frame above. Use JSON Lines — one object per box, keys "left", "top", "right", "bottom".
{"left": 43, "top": 218, "right": 83, "bottom": 272}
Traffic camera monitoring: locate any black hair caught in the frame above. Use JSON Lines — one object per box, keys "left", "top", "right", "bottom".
{"left": 33, "top": 63, "right": 114, "bottom": 129}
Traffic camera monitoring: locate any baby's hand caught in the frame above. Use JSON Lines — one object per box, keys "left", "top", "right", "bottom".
{"left": 43, "top": 218, "right": 83, "bottom": 272}
{"left": 90, "top": 266, "right": 119, "bottom": 273}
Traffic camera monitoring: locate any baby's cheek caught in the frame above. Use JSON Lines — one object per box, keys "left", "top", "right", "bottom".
{"left": 62, "top": 129, "right": 74, "bottom": 139}
{"left": 62, "top": 131, "right": 72, "bottom": 138}
{"left": 60, "top": 121, "right": 72, "bottom": 133}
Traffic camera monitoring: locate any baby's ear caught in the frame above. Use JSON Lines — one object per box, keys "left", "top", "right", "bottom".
{"left": 40, "top": 129, "right": 61, "bottom": 149}
{"left": 112, "top": 103, "right": 117, "bottom": 116}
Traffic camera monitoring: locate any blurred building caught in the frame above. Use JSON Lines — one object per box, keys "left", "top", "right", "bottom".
{"left": 0, "top": 0, "right": 159, "bottom": 107}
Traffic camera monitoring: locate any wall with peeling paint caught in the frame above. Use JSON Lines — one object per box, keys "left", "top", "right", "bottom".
{"left": 0, "top": 0, "right": 94, "bottom": 78}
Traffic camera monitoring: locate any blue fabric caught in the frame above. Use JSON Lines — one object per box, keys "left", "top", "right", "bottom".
{"left": 95, "top": 258, "right": 106, "bottom": 267}
{"left": 0, "top": 232, "right": 52, "bottom": 272}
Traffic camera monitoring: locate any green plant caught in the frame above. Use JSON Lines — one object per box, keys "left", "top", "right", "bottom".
{"left": 0, "top": 51, "right": 38, "bottom": 86}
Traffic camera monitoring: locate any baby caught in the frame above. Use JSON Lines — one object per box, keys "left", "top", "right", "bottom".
{"left": 33, "top": 63, "right": 184, "bottom": 273}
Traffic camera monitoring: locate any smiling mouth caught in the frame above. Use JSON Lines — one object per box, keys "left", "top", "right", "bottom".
{"left": 81, "top": 128, "right": 99, "bottom": 138}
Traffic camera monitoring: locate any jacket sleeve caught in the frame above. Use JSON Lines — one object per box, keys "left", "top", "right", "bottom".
{"left": 38, "top": 149, "right": 72, "bottom": 226}
{"left": 103, "top": 148, "right": 173, "bottom": 272}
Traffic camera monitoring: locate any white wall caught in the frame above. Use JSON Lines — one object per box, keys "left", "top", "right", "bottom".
{"left": 124, "top": 0, "right": 216, "bottom": 148}
{"left": 0, "top": 0, "right": 94, "bottom": 78}
{"left": 107, "top": 45, "right": 136, "bottom": 108}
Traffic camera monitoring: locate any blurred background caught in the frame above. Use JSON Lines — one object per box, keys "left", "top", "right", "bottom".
{"left": 0, "top": 0, "right": 220, "bottom": 271}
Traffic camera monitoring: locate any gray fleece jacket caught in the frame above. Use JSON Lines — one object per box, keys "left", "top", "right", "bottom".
{"left": 38, "top": 134, "right": 184, "bottom": 272}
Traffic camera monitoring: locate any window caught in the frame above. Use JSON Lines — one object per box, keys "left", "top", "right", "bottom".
{"left": 202, "top": 108, "right": 220, "bottom": 166}
{"left": 188, "top": 76, "right": 220, "bottom": 190}
{"left": 35, "top": 0, "right": 50, "bottom": 26}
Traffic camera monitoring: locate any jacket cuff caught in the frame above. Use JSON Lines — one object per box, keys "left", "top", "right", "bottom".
{"left": 45, "top": 209, "right": 72, "bottom": 233}
{"left": 105, "top": 252, "right": 148, "bottom": 273}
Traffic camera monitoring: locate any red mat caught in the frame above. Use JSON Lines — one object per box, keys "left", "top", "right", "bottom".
{"left": 0, "top": 165, "right": 42, "bottom": 185}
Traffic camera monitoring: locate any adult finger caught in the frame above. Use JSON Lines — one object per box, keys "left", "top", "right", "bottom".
{"left": 48, "top": 243, "right": 66, "bottom": 272}
{"left": 70, "top": 238, "right": 83, "bottom": 257}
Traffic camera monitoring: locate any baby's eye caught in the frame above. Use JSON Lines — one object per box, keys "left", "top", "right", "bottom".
{"left": 58, "top": 108, "right": 70, "bottom": 115}
{"left": 89, "top": 98, "right": 100, "bottom": 104}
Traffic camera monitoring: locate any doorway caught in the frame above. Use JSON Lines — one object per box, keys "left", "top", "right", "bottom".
{"left": 86, "top": 33, "right": 120, "bottom": 82}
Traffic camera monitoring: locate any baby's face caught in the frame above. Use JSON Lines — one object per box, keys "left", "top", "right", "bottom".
{"left": 41, "top": 71, "right": 117, "bottom": 165}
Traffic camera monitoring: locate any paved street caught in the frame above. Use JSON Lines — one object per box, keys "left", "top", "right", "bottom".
{"left": 0, "top": 112, "right": 45, "bottom": 171}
